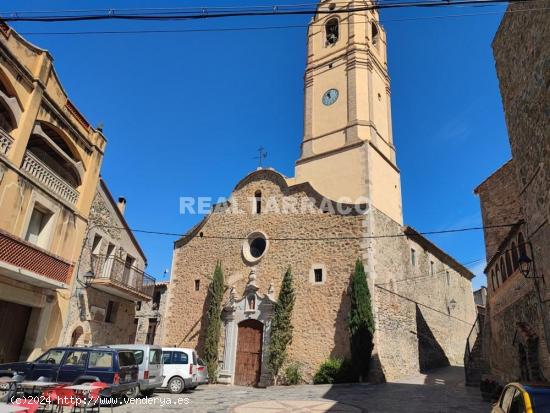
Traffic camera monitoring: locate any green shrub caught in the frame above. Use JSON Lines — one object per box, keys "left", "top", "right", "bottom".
{"left": 313, "top": 358, "right": 353, "bottom": 384}
{"left": 284, "top": 363, "right": 303, "bottom": 385}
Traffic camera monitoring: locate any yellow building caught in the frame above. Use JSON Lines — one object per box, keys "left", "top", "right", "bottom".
{"left": 0, "top": 22, "right": 105, "bottom": 362}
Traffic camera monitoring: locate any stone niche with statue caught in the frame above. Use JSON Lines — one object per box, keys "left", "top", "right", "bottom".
{"left": 218, "top": 268, "right": 276, "bottom": 387}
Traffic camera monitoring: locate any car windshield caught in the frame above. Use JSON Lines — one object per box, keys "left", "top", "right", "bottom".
{"left": 531, "top": 391, "right": 550, "bottom": 411}
{"left": 35, "top": 349, "right": 65, "bottom": 365}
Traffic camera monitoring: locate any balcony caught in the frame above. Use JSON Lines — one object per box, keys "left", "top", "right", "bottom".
{"left": 0, "top": 228, "right": 72, "bottom": 289}
{"left": 0, "top": 128, "right": 13, "bottom": 156}
{"left": 90, "top": 255, "right": 155, "bottom": 301}
{"left": 21, "top": 151, "right": 79, "bottom": 206}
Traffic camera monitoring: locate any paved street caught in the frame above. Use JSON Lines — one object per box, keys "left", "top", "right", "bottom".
{"left": 113, "top": 367, "right": 490, "bottom": 413}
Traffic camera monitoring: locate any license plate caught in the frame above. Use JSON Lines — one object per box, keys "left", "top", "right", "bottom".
{"left": 125, "top": 374, "right": 131, "bottom": 381}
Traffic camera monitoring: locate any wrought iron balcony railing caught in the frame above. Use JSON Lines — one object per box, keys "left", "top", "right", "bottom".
{"left": 0, "top": 128, "right": 14, "bottom": 156}
{"left": 91, "top": 254, "right": 155, "bottom": 299}
{"left": 21, "top": 151, "right": 79, "bottom": 206}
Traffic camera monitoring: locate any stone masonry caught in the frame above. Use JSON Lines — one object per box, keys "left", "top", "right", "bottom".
{"left": 163, "top": 169, "right": 477, "bottom": 383}
{"left": 474, "top": 1, "right": 550, "bottom": 384}
{"left": 60, "top": 180, "right": 148, "bottom": 346}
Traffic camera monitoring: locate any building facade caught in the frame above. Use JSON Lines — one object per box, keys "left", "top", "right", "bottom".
{"left": 0, "top": 23, "right": 105, "bottom": 362}
{"left": 135, "top": 282, "right": 169, "bottom": 345}
{"left": 163, "top": 0, "right": 477, "bottom": 385}
{"left": 474, "top": 2, "right": 550, "bottom": 384}
{"left": 60, "top": 179, "right": 153, "bottom": 347}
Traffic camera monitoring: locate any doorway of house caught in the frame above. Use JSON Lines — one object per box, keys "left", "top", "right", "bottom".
{"left": 0, "top": 300, "right": 32, "bottom": 363}
{"left": 234, "top": 319, "right": 263, "bottom": 386}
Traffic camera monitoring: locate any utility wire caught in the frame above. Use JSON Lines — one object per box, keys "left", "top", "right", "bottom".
{"left": 90, "top": 222, "right": 515, "bottom": 241}
{"left": 375, "top": 257, "right": 486, "bottom": 286}
{"left": 0, "top": 0, "right": 531, "bottom": 22}
{"left": 374, "top": 284, "right": 474, "bottom": 325}
{"left": 15, "top": 6, "right": 547, "bottom": 36}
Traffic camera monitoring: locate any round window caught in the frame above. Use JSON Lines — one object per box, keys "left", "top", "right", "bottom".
{"left": 242, "top": 231, "right": 269, "bottom": 264}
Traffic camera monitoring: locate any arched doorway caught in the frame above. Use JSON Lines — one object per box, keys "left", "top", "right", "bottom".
{"left": 234, "top": 319, "right": 263, "bottom": 386}
{"left": 70, "top": 326, "right": 84, "bottom": 346}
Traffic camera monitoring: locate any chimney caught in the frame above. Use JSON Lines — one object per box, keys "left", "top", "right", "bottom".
{"left": 117, "top": 197, "right": 126, "bottom": 215}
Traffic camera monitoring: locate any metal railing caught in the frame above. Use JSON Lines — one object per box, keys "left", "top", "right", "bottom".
{"left": 0, "top": 228, "right": 73, "bottom": 284}
{"left": 21, "top": 151, "right": 79, "bottom": 205}
{"left": 91, "top": 254, "right": 155, "bottom": 298}
{"left": 0, "top": 128, "right": 14, "bottom": 156}
{"left": 465, "top": 313, "right": 483, "bottom": 364}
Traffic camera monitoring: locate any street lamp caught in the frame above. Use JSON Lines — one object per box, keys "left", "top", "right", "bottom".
{"left": 83, "top": 270, "right": 95, "bottom": 286}
{"left": 449, "top": 298, "right": 457, "bottom": 310}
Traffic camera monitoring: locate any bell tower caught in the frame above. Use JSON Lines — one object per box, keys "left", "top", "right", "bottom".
{"left": 294, "top": 0, "right": 403, "bottom": 224}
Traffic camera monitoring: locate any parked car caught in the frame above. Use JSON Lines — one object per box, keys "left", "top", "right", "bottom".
{"left": 160, "top": 347, "right": 198, "bottom": 393}
{"left": 0, "top": 346, "right": 138, "bottom": 401}
{"left": 196, "top": 358, "right": 209, "bottom": 385}
{"left": 492, "top": 382, "right": 550, "bottom": 413}
{"left": 111, "top": 344, "right": 164, "bottom": 397}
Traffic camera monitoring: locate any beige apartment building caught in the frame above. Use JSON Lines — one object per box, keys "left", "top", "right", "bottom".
{"left": 0, "top": 22, "right": 105, "bottom": 362}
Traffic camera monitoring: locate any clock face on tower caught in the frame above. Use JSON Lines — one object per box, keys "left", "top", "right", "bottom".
{"left": 322, "top": 88, "right": 339, "bottom": 106}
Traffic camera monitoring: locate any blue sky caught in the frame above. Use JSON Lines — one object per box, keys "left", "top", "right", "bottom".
{"left": 7, "top": 1, "right": 512, "bottom": 289}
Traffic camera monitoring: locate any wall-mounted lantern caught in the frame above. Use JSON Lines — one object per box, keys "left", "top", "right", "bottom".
{"left": 83, "top": 270, "right": 96, "bottom": 286}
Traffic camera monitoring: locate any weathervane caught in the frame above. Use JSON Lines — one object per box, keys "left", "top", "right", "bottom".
{"left": 254, "top": 146, "right": 268, "bottom": 169}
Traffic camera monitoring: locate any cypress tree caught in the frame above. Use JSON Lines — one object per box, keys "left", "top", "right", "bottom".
{"left": 267, "top": 267, "right": 296, "bottom": 385}
{"left": 348, "top": 258, "right": 375, "bottom": 382}
{"left": 204, "top": 260, "right": 225, "bottom": 382}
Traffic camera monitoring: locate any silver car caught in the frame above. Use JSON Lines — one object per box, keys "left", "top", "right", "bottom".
{"left": 196, "top": 358, "right": 209, "bottom": 385}
{"left": 111, "top": 344, "right": 164, "bottom": 397}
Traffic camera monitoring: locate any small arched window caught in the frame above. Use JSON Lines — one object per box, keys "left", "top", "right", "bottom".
{"left": 372, "top": 23, "right": 380, "bottom": 46}
{"left": 500, "top": 257, "right": 507, "bottom": 281}
{"left": 491, "top": 270, "right": 496, "bottom": 291}
{"left": 511, "top": 242, "right": 519, "bottom": 270}
{"left": 505, "top": 251, "right": 513, "bottom": 277}
{"left": 254, "top": 190, "right": 262, "bottom": 214}
{"left": 495, "top": 264, "right": 501, "bottom": 288}
{"left": 325, "top": 18, "right": 339, "bottom": 45}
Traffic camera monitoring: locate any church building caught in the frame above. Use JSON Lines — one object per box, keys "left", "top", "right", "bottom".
{"left": 162, "top": 0, "right": 477, "bottom": 385}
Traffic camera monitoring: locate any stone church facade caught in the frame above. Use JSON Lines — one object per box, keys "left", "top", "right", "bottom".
{"left": 163, "top": 0, "right": 477, "bottom": 385}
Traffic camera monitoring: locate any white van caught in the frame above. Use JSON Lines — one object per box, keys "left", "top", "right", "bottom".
{"left": 160, "top": 347, "right": 199, "bottom": 393}
{"left": 111, "top": 344, "right": 164, "bottom": 397}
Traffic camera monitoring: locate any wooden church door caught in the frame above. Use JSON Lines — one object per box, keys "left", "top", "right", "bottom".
{"left": 234, "top": 319, "right": 263, "bottom": 386}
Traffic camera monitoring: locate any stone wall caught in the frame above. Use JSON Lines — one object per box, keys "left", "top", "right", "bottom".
{"left": 61, "top": 182, "right": 147, "bottom": 346}
{"left": 474, "top": 160, "right": 522, "bottom": 261}
{"left": 371, "top": 209, "right": 477, "bottom": 380}
{"left": 163, "top": 170, "right": 365, "bottom": 380}
{"left": 135, "top": 283, "right": 169, "bottom": 345}
{"left": 163, "top": 169, "right": 477, "bottom": 383}
{"left": 476, "top": 2, "right": 550, "bottom": 383}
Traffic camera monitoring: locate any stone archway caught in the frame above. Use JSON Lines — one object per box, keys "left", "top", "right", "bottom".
{"left": 234, "top": 319, "right": 264, "bottom": 386}
{"left": 218, "top": 268, "right": 276, "bottom": 386}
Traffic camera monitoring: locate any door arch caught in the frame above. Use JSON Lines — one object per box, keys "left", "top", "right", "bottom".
{"left": 234, "top": 319, "right": 263, "bottom": 386}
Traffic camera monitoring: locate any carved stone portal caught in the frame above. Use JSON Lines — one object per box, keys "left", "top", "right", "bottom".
{"left": 218, "top": 268, "right": 276, "bottom": 386}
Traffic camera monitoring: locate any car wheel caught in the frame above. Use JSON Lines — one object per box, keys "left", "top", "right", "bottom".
{"left": 140, "top": 389, "right": 155, "bottom": 397}
{"left": 124, "top": 386, "right": 139, "bottom": 399}
{"left": 0, "top": 377, "right": 14, "bottom": 402}
{"left": 168, "top": 377, "right": 184, "bottom": 394}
